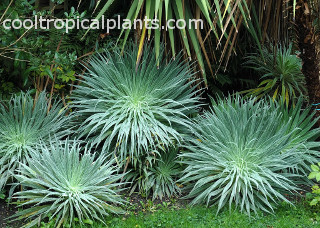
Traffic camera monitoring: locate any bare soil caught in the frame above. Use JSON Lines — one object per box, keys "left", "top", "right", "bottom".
{"left": 0, "top": 199, "right": 22, "bottom": 228}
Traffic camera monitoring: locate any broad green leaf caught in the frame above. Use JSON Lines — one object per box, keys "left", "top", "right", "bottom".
{"left": 311, "top": 164, "right": 319, "bottom": 172}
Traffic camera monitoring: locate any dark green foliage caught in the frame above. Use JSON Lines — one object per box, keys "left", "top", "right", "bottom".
{"left": 126, "top": 147, "right": 182, "bottom": 200}
{"left": 243, "top": 44, "right": 306, "bottom": 105}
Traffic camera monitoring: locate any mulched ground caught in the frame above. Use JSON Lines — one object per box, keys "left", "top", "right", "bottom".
{"left": 126, "top": 192, "right": 189, "bottom": 215}
{"left": 0, "top": 199, "right": 22, "bottom": 228}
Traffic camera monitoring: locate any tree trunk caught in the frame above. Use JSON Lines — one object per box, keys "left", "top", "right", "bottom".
{"left": 296, "top": 0, "right": 320, "bottom": 116}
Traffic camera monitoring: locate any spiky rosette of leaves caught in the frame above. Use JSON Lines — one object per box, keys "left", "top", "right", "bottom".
{"left": 148, "top": 147, "right": 182, "bottom": 200}
{"left": 71, "top": 46, "right": 200, "bottom": 163}
{"left": 0, "top": 92, "right": 70, "bottom": 189}
{"left": 11, "top": 140, "right": 125, "bottom": 228}
{"left": 126, "top": 147, "right": 182, "bottom": 200}
{"left": 242, "top": 43, "right": 306, "bottom": 105}
{"left": 270, "top": 98, "right": 320, "bottom": 170}
{"left": 180, "top": 96, "right": 319, "bottom": 215}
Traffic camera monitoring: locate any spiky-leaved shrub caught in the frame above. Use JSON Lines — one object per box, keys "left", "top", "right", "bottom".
{"left": 243, "top": 43, "right": 306, "bottom": 105}
{"left": 0, "top": 92, "right": 69, "bottom": 189}
{"left": 126, "top": 147, "right": 182, "bottom": 200}
{"left": 71, "top": 46, "right": 200, "bottom": 163}
{"left": 271, "top": 98, "right": 320, "bottom": 160}
{"left": 12, "top": 140, "right": 125, "bottom": 228}
{"left": 180, "top": 96, "right": 319, "bottom": 215}
{"left": 148, "top": 148, "right": 182, "bottom": 200}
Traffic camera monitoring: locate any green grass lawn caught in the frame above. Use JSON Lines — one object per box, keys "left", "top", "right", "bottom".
{"left": 87, "top": 201, "right": 319, "bottom": 228}
{"left": 6, "top": 197, "right": 319, "bottom": 228}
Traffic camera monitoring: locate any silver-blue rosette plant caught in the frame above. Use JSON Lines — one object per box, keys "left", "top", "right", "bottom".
{"left": 71, "top": 45, "right": 200, "bottom": 165}
{"left": 12, "top": 139, "right": 125, "bottom": 228}
{"left": 180, "top": 96, "right": 319, "bottom": 215}
{"left": 0, "top": 92, "right": 70, "bottom": 189}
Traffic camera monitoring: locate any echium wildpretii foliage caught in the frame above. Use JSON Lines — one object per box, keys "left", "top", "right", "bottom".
{"left": 0, "top": 92, "right": 70, "bottom": 189}
{"left": 180, "top": 95, "right": 319, "bottom": 215}
{"left": 12, "top": 139, "right": 125, "bottom": 228}
{"left": 71, "top": 45, "right": 200, "bottom": 163}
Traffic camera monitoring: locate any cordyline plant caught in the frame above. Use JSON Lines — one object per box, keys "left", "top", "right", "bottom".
{"left": 242, "top": 43, "right": 306, "bottom": 106}
{"left": 11, "top": 139, "right": 125, "bottom": 228}
{"left": 0, "top": 91, "right": 70, "bottom": 190}
{"left": 71, "top": 45, "right": 200, "bottom": 165}
{"left": 180, "top": 95, "right": 319, "bottom": 216}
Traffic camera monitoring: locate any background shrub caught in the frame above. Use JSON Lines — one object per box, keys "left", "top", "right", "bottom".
{"left": 307, "top": 163, "right": 320, "bottom": 207}
{"left": 242, "top": 44, "right": 306, "bottom": 105}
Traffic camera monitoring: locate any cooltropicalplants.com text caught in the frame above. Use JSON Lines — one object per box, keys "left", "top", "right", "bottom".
{"left": 1, "top": 15, "right": 204, "bottom": 33}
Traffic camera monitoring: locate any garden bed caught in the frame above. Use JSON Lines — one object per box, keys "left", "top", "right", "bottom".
{"left": 1, "top": 2, "right": 320, "bottom": 225}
